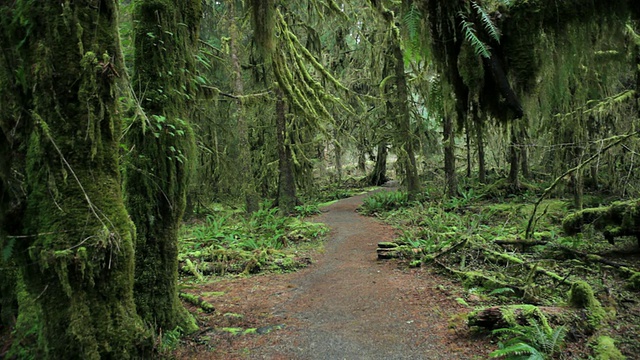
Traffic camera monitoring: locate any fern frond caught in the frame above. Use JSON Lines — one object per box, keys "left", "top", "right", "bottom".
{"left": 490, "top": 342, "right": 543, "bottom": 359}
{"left": 458, "top": 12, "right": 491, "bottom": 58}
{"left": 402, "top": 2, "right": 422, "bottom": 57}
{"left": 472, "top": 1, "right": 500, "bottom": 43}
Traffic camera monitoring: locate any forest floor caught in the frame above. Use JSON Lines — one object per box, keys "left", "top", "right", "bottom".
{"left": 175, "top": 186, "right": 494, "bottom": 359}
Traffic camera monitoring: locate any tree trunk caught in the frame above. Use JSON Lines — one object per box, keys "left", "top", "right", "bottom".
{"left": 276, "top": 88, "right": 298, "bottom": 214}
{"left": 392, "top": 38, "right": 421, "bottom": 200}
{"left": 334, "top": 129, "right": 343, "bottom": 184}
{"left": 368, "top": 143, "right": 388, "bottom": 186}
{"left": 466, "top": 122, "right": 472, "bottom": 178}
{"left": 16, "top": 1, "right": 151, "bottom": 357}
{"left": 229, "top": 1, "right": 259, "bottom": 214}
{"left": 474, "top": 107, "right": 486, "bottom": 183}
{"left": 444, "top": 115, "right": 458, "bottom": 196}
{"left": 520, "top": 127, "right": 530, "bottom": 179}
{"left": 126, "top": 0, "right": 200, "bottom": 333}
{"left": 508, "top": 122, "right": 520, "bottom": 190}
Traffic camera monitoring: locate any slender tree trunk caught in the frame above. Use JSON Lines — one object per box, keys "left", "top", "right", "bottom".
{"left": 519, "top": 127, "right": 530, "bottom": 179}
{"left": 466, "top": 122, "right": 472, "bottom": 178}
{"left": 229, "top": 1, "right": 259, "bottom": 214}
{"left": 444, "top": 115, "right": 458, "bottom": 196}
{"left": 334, "top": 129, "right": 343, "bottom": 183}
{"left": 508, "top": 122, "right": 521, "bottom": 190}
{"left": 16, "top": 2, "right": 151, "bottom": 357}
{"left": 276, "top": 88, "right": 297, "bottom": 214}
{"left": 474, "top": 106, "right": 486, "bottom": 183}
{"left": 126, "top": 0, "right": 200, "bottom": 333}
{"left": 368, "top": 143, "right": 389, "bottom": 186}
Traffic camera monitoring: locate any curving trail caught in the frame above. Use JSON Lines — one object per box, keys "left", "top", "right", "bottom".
{"left": 179, "top": 190, "right": 490, "bottom": 359}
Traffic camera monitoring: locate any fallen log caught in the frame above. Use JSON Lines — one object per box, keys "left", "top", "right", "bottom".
{"left": 434, "top": 260, "right": 525, "bottom": 296}
{"left": 481, "top": 249, "right": 573, "bottom": 286}
{"left": 179, "top": 292, "right": 215, "bottom": 313}
{"left": 376, "top": 244, "right": 421, "bottom": 260}
{"left": 562, "top": 199, "right": 640, "bottom": 246}
{"left": 468, "top": 305, "right": 568, "bottom": 330}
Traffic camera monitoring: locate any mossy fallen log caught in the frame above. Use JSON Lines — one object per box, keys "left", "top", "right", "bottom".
{"left": 548, "top": 245, "right": 640, "bottom": 287}
{"left": 562, "top": 199, "right": 640, "bottom": 246}
{"left": 434, "top": 260, "right": 525, "bottom": 296}
{"left": 179, "top": 292, "right": 215, "bottom": 313}
{"left": 481, "top": 249, "right": 573, "bottom": 286}
{"left": 468, "top": 304, "right": 562, "bottom": 330}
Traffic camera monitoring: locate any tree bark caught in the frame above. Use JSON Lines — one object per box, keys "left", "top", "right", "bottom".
{"left": 444, "top": 115, "right": 458, "bottom": 196}
{"left": 474, "top": 106, "right": 486, "bottom": 183}
{"left": 392, "top": 32, "right": 421, "bottom": 200}
{"left": 229, "top": 1, "right": 259, "bottom": 214}
{"left": 127, "top": 0, "right": 200, "bottom": 333}
{"left": 508, "top": 122, "right": 521, "bottom": 190}
{"left": 368, "top": 143, "right": 389, "bottom": 186}
{"left": 16, "top": 1, "right": 151, "bottom": 357}
{"left": 276, "top": 88, "right": 298, "bottom": 214}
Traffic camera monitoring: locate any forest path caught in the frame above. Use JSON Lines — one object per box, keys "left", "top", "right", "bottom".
{"left": 178, "top": 188, "right": 491, "bottom": 359}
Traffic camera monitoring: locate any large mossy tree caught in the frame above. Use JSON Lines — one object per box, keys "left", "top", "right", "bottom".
{"left": 125, "top": 0, "right": 201, "bottom": 333}
{"left": 2, "top": 1, "right": 151, "bottom": 358}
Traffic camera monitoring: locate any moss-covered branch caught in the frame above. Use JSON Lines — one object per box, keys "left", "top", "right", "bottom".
{"left": 562, "top": 199, "right": 640, "bottom": 246}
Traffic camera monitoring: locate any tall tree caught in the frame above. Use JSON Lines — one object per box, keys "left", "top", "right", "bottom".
{"left": 370, "top": 0, "right": 422, "bottom": 198}
{"left": 126, "top": 0, "right": 200, "bottom": 332}
{"left": 228, "top": 0, "right": 260, "bottom": 214}
{"left": 3, "top": 1, "right": 151, "bottom": 357}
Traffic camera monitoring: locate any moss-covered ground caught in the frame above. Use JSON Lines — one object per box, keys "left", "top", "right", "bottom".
{"left": 358, "top": 178, "right": 640, "bottom": 358}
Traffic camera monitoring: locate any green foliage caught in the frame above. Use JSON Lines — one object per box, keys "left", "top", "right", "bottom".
{"left": 158, "top": 326, "right": 183, "bottom": 353}
{"left": 472, "top": 1, "right": 500, "bottom": 43}
{"left": 593, "top": 336, "right": 626, "bottom": 360}
{"left": 179, "top": 202, "right": 328, "bottom": 277}
{"left": 359, "top": 191, "right": 410, "bottom": 215}
{"left": 491, "top": 320, "right": 566, "bottom": 359}
{"left": 458, "top": 12, "right": 491, "bottom": 58}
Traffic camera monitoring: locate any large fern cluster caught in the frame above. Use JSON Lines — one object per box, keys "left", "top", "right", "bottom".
{"left": 490, "top": 319, "right": 566, "bottom": 359}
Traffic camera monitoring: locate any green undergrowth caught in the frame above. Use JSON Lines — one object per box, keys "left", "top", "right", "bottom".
{"left": 362, "top": 180, "right": 639, "bottom": 358}
{"left": 179, "top": 201, "right": 328, "bottom": 279}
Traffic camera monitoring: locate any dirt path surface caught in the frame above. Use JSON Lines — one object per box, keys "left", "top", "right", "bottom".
{"left": 178, "top": 191, "right": 492, "bottom": 359}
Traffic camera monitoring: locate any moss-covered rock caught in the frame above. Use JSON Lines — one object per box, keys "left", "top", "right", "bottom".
{"left": 568, "top": 281, "right": 607, "bottom": 330}
{"left": 593, "top": 336, "right": 626, "bottom": 360}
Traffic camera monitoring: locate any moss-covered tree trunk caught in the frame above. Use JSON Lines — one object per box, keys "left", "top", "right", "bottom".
{"left": 229, "top": 1, "right": 259, "bottom": 214}
{"left": 392, "top": 32, "right": 421, "bottom": 200}
{"left": 444, "top": 114, "right": 458, "bottom": 196}
{"left": 14, "top": 1, "right": 151, "bottom": 358}
{"left": 126, "top": 0, "right": 200, "bottom": 333}
{"left": 275, "top": 88, "right": 298, "bottom": 214}
{"left": 370, "top": 1, "right": 421, "bottom": 198}
{"left": 368, "top": 143, "right": 389, "bottom": 186}
{"left": 473, "top": 105, "right": 486, "bottom": 183}
{"left": 508, "top": 122, "right": 521, "bottom": 190}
